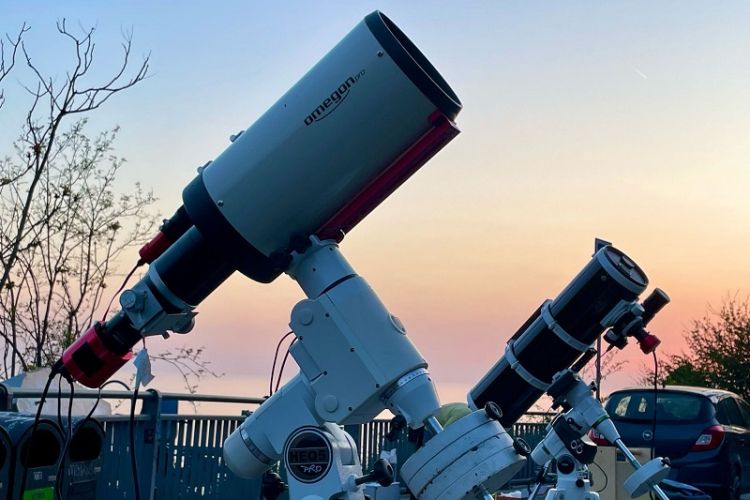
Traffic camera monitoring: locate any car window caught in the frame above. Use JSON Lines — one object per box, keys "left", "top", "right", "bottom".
{"left": 614, "top": 395, "right": 631, "bottom": 416}
{"left": 606, "top": 391, "right": 710, "bottom": 423}
{"left": 739, "top": 399, "right": 750, "bottom": 428}
{"left": 717, "top": 398, "right": 745, "bottom": 427}
{"left": 716, "top": 400, "right": 730, "bottom": 425}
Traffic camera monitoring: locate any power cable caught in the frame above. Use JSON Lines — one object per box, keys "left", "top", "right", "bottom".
{"left": 54, "top": 379, "right": 75, "bottom": 499}
{"left": 269, "top": 331, "right": 294, "bottom": 397}
{"left": 651, "top": 351, "right": 658, "bottom": 460}
{"left": 101, "top": 261, "right": 142, "bottom": 321}
{"left": 98, "top": 259, "right": 143, "bottom": 498}
{"left": 649, "top": 351, "right": 659, "bottom": 500}
{"left": 56, "top": 376, "right": 64, "bottom": 431}
{"left": 275, "top": 339, "right": 297, "bottom": 393}
{"left": 590, "top": 459, "right": 609, "bottom": 493}
{"left": 17, "top": 363, "right": 61, "bottom": 500}
{"left": 130, "top": 380, "right": 142, "bottom": 500}
{"left": 52, "top": 379, "right": 132, "bottom": 499}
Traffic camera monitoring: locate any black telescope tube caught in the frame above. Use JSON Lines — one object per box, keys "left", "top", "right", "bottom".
{"left": 469, "top": 246, "right": 649, "bottom": 427}
{"left": 152, "top": 226, "right": 237, "bottom": 307}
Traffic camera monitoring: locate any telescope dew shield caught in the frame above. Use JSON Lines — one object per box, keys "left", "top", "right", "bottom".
{"left": 469, "top": 246, "right": 648, "bottom": 427}
{"left": 184, "top": 10, "right": 462, "bottom": 283}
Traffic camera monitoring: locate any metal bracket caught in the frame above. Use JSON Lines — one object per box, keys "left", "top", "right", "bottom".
{"left": 541, "top": 300, "right": 590, "bottom": 352}
{"left": 505, "top": 341, "right": 550, "bottom": 392}
{"left": 600, "top": 299, "right": 643, "bottom": 328}
{"left": 551, "top": 415, "right": 598, "bottom": 465}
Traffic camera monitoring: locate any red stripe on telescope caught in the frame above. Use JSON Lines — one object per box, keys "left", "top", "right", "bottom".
{"left": 316, "top": 112, "right": 459, "bottom": 242}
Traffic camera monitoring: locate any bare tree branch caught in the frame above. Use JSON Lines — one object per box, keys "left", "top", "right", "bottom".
{"left": 150, "top": 347, "right": 224, "bottom": 395}
{"left": 0, "top": 20, "right": 149, "bottom": 299}
{"left": 1, "top": 21, "right": 152, "bottom": 378}
{"left": 0, "top": 23, "right": 29, "bottom": 109}
{"left": 1, "top": 22, "right": 217, "bottom": 394}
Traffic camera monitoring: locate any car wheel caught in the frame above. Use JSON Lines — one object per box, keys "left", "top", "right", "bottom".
{"left": 714, "top": 467, "right": 742, "bottom": 500}
{"left": 726, "top": 467, "right": 741, "bottom": 500}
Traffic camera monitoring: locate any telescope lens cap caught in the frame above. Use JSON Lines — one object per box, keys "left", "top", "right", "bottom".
{"left": 602, "top": 246, "right": 648, "bottom": 289}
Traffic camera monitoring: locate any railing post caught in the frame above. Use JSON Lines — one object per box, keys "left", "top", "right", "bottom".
{"left": 0, "top": 384, "right": 12, "bottom": 411}
{"left": 139, "top": 389, "right": 163, "bottom": 500}
{"left": 344, "top": 423, "right": 362, "bottom": 461}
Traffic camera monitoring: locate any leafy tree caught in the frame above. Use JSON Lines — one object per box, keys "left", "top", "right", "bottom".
{"left": 651, "top": 297, "right": 750, "bottom": 400}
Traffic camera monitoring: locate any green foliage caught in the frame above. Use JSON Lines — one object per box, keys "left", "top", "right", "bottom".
{"left": 658, "top": 298, "right": 750, "bottom": 400}
{"left": 660, "top": 354, "right": 710, "bottom": 387}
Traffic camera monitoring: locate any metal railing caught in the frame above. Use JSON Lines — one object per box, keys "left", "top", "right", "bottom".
{"left": 0, "top": 384, "right": 552, "bottom": 498}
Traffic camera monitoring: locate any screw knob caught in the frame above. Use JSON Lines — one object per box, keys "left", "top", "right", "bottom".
{"left": 484, "top": 401, "right": 503, "bottom": 422}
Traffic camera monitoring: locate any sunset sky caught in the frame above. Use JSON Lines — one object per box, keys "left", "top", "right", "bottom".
{"left": 2, "top": 1, "right": 749, "bottom": 411}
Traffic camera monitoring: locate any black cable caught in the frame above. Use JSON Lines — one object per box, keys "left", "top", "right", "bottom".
{"left": 590, "top": 459, "right": 609, "bottom": 493}
{"left": 17, "top": 365, "right": 60, "bottom": 500}
{"left": 275, "top": 339, "right": 297, "bottom": 393}
{"left": 651, "top": 351, "right": 658, "bottom": 460}
{"left": 650, "top": 351, "right": 659, "bottom": 500}
{"left": 529, "top": 463, "right": 549, "bottom": 498}
{"left": 56, "top": 376, "right": 64, "bottom": 431}
{"left": 100, "top": 259, "right": 146, "bottom": 500}
{"left": 130, "top": 380, "right": 142, "bottom": 500}
{"left": 51, "top": 379, "right": 132, "bottom": 499}
{"left": 66, "top": 381, "right": 74, "bottom": 441}
{"left": 102, "top": 261, "right": 142, "bottom": 321}
{"left": 54, "top": 379, "right": 75, "bottom": 499}
{"left": 269, "top": 331, "right": 294, "bottom": 396}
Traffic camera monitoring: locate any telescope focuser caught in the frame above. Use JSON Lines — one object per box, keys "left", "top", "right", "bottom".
{"left": 604, "top": 288, "right": 670, "bottom": 354}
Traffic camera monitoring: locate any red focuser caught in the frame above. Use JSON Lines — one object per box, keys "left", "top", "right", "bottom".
{"left": 138, "top": 231, "right": 173, "bottom": 264}
{"left": 62, "top": 323, "right": 133, "bottom": 388}
{"left": 638, "top": 333, "right": 661, "bottom": 354}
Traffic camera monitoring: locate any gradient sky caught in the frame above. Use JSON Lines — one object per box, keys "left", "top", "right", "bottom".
{"left": 2, "top": 1, "right": 749, "bottom": 410}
